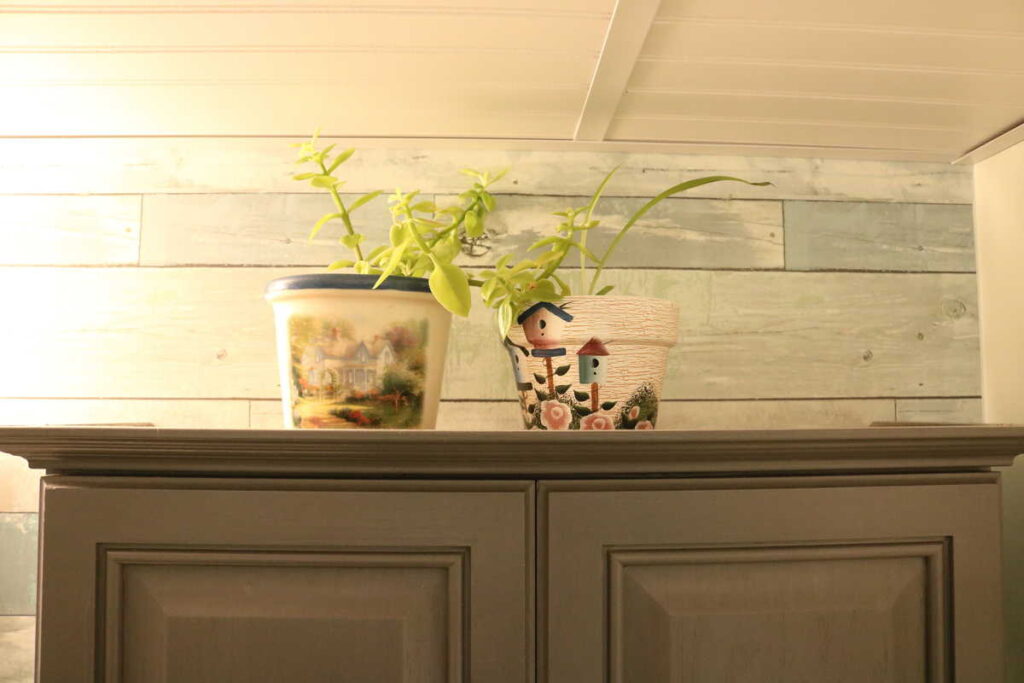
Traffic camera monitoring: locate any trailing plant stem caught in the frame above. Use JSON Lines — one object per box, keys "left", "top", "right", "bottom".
{"left": 319, "top": 160, "right": 364, "bottom": 261}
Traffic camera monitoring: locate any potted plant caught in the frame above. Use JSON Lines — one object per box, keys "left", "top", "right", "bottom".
{"left": 481, "top": 169, "right": 769, "bottom": 430}
{"left": 265, "top": 135, "right": 503, "bottom": 429}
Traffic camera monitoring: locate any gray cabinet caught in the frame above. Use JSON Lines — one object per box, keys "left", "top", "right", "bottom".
{"left": 37, "top": 479, "right": 532, "bottom": 683}
{"left": 541, "top": 475, "right": 1004, "bottom": 682}
{"left": 5, "top": 426, "right": 1020, "bottom": 682}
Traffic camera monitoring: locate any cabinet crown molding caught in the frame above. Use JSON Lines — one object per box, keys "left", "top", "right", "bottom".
{"left": 1, "top": 425, "right": 1021, "bottom": 477}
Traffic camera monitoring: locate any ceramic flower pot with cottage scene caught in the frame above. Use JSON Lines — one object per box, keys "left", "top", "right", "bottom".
{"left": 504, "top": 295, "right": 679, "bottom": 430}
{"left": 265, "top": 274, "right": 452, "bottom": 429}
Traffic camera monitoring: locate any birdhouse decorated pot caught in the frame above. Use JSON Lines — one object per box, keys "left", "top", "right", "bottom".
{"left": 505, "top": 295, "right": 679, "bottom": 431}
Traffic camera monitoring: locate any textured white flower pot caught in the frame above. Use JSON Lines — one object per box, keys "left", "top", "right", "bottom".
{"left": 265, "top": 274, "right": 452, "bottom": 429}
{"left": 504, "top": 295, "right": 679, "bottom": 430}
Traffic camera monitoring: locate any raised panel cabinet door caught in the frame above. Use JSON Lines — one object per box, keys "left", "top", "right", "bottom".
{"left": 541, "top": 474, "right": 1005, "bottom": 683}
{"left": 36, "top": 478, "right": 534, "bottom": 683}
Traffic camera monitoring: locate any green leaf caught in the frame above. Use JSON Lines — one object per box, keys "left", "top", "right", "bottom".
{"left": 465, "top": 210, "right": 483, "bottom": 238}
{"left": 429, "top": 263, "right": 472, "bottom": 317}
{"left": 554, "top": 364, "right": 570, "bottom": 376}
{"left": 555, "top": 384, "right": 571, "bottom": 395}
{"left": 310, "top": 174, "right": 339, "bottom": 189}
{"left": 596, "top": 285, "right": 615, "bottom": 296}
{"left": 432, "top": 234, "right": 460, "bottom": 264}
{"left": 480, "top": 192, "right": 496, "bottom": 212}
{"left": 389, "top": 223, "right": 406, "bottom": 246}
{"left": 308, "top": 212, "right": 343, "bottom": 241}
{"left": 528, "top": 235, "right": 567, "bottom": 252}
{"left": 601, "top": 401, "right": 617, "bottom": 410}
{"left": 292, "top": 172, "right": 317, "bottom": 181}
{"left": 573, "top": 390, "right": 590, "bottom": 402}
{"left": 366, "top": 244, "right": 388, "bottom": 261}
{"left": 533, "top": 373, "right": 547, "bottom": 384}
{"left": 497, "top": 300, "right": 513, "bottom": 338}
{"left": 340, "top": 233, "right": 364, "bottom": 249}
{"left": 326, "top": 147, "right": 355, "bottom": 173}
{"left": 327, "top": 259, "right": 355, "bottom": 270}
{"left": 374, "top": 239, "right": 409, "bottom": 288}
{"left": 412, "top": 200, "right": 436, "bottom": 213}
{"left": 349, "top": 190, "right": 383, "bottom": 213}
{"left": 535, "top": 389, "right": 550, "bottom": 401}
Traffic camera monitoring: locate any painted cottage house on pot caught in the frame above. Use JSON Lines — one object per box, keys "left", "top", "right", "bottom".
{"left": 299, "top": 328, "right": 396, "bottom": 397}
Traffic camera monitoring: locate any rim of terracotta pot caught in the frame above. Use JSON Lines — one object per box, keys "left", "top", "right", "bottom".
{"left": 265, "top": 273, "right": 430, "bottom": 298}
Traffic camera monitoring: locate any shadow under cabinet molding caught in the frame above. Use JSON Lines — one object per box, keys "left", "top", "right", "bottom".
{"left": 2, "top": 426, "right": 1018, "bottom": 683}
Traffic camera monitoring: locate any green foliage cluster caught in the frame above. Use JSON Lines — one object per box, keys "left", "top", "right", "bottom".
{"left": 294, "top": 133, "right": 503, "bottom": 316}
{"left": 479, "top": 167, "right": 770, "bottom": 336}
{"left": 295, "top": 133, "right": 768, "bottom": 335}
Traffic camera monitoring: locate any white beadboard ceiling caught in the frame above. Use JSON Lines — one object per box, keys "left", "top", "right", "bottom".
{"left": 1, "top": 0, "right": 1022, "bottom": 162}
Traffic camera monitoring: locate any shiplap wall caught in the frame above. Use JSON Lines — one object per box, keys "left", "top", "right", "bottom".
{"left": 0, "top": 138, "right": 985, "bottom": 680}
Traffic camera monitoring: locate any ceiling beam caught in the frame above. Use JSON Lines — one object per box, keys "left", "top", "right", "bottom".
{"left": 573, "top": 0, "right": 663, "bottom": 142}
{"left": 954, "top": 118, "right": 1024, "bottom": 166}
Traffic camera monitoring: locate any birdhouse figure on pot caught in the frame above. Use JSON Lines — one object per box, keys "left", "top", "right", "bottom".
{"left": 577, "top": 337, "right": 610, "bottom": 412}
{"left": 518, "top": 302, "right": 573, "bottom": 394}
{"left": 503, "top": 337, "right": 533, "bottom": 393}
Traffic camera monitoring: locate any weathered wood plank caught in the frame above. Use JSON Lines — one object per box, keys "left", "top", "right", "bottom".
{"left": 450, "top": 195, "right": 783, "bottom": 270}
{"left": 443, "top": 269, "right": 980, "bottom": 400}
{"left": 0, "top": 139, "right": 971, "bottom": 203}
{"left": 140, "top": 193, "right": 395, "bottom": 266}
{"left": 895, "top": 398, "right": 983, "bottom": 424}
{"left": 0, "top": 399, "right": 250, "bottom": 429}
{"left": 0, "top": 267, "right": 977, "bottom": 400}
{"left": 0, "top": 196, "right": 139, "bottom": 265}
{"left": 142, "top": 192, "right": 781, "bottom": 269}
{"left": 0, "top": 515, "right": 37, "bottom": 615}
{"left": 785, "top": 201, "right": 975, "bottom": 272}
{"left": 0, "top": 617, "right": 34, "bottom": 682}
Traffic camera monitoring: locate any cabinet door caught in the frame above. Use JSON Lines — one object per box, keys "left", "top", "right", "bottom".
{"left": 541, "top": 474, "right": 1004, "bottom": 683}
{"left": 37, "top": 478, "right": 533, "bottom": 683}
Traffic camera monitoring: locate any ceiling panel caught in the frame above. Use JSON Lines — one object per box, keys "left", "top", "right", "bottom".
{"left": 0, "top": 1, "right": 610, "bottom": 137}
{"left": 629, "top": 61, "right": 1024, "bottom": 109}
{"left": 657, "top": 0, "right": 1024, "bottom": 33}
{"left": 610, "top": 1, "right": 1024, "bottom": 159}
{"left": 1, "top": 0, "right": 1021, "bottom": 162}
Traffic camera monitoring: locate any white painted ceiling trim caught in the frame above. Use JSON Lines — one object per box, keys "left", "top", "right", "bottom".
{"left": 955, "top": 119, "right": 1024, "bottom": 165}
{"left": 573, "top": 0, "right": 663, "bottom": 141}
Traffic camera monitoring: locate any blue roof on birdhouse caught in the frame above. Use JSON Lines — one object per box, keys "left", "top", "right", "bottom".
{"left": 516, "top": 301, "right": 574, "bottom": 324}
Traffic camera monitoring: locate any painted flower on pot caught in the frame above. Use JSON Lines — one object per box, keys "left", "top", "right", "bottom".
{"left": 635, "top": 420, "right": 654, "bottom": 430}
{"left": 540, "top": 400, "right": 572, "bottom": 430}
{"left": 580, "top": 412, "right": 616, "bottom": 430}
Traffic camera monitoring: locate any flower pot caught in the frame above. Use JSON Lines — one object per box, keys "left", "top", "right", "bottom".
{"left": 504, "top": 295, "right": 679, "bottom": 430}
{"left": 265, "top": 274, "right": 452, "bottom": 429}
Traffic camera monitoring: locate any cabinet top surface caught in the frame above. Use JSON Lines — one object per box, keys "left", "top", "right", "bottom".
{"left": 0, "top": 425, "right": 1021, "bottom": 478}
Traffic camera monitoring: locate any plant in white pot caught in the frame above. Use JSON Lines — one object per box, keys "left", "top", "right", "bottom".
{"left": 481, "top": 169, "right": 769, "bottom": 430}
{"left": 265, "top": 135, "right": 503, "bottom": 429}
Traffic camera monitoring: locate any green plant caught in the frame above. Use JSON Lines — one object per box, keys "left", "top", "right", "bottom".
{"left": 477, "top": 168, "right": 770, "bottom": 335}
{"left": 293, "top": 133, "right": 504, "bottom": 316}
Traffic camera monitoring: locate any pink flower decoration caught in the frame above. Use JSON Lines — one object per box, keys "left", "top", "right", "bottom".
{"left": 540, "top": 400, "right": 571, "bottom": 430}
{"left": 581, "top": 412, "right": 616, "bottom": 430}
{"left": 634, "top": 420, "right": 654, "bottom": 430}
{"left": 628, "top": 406, "right": 640, "bottom": 421}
